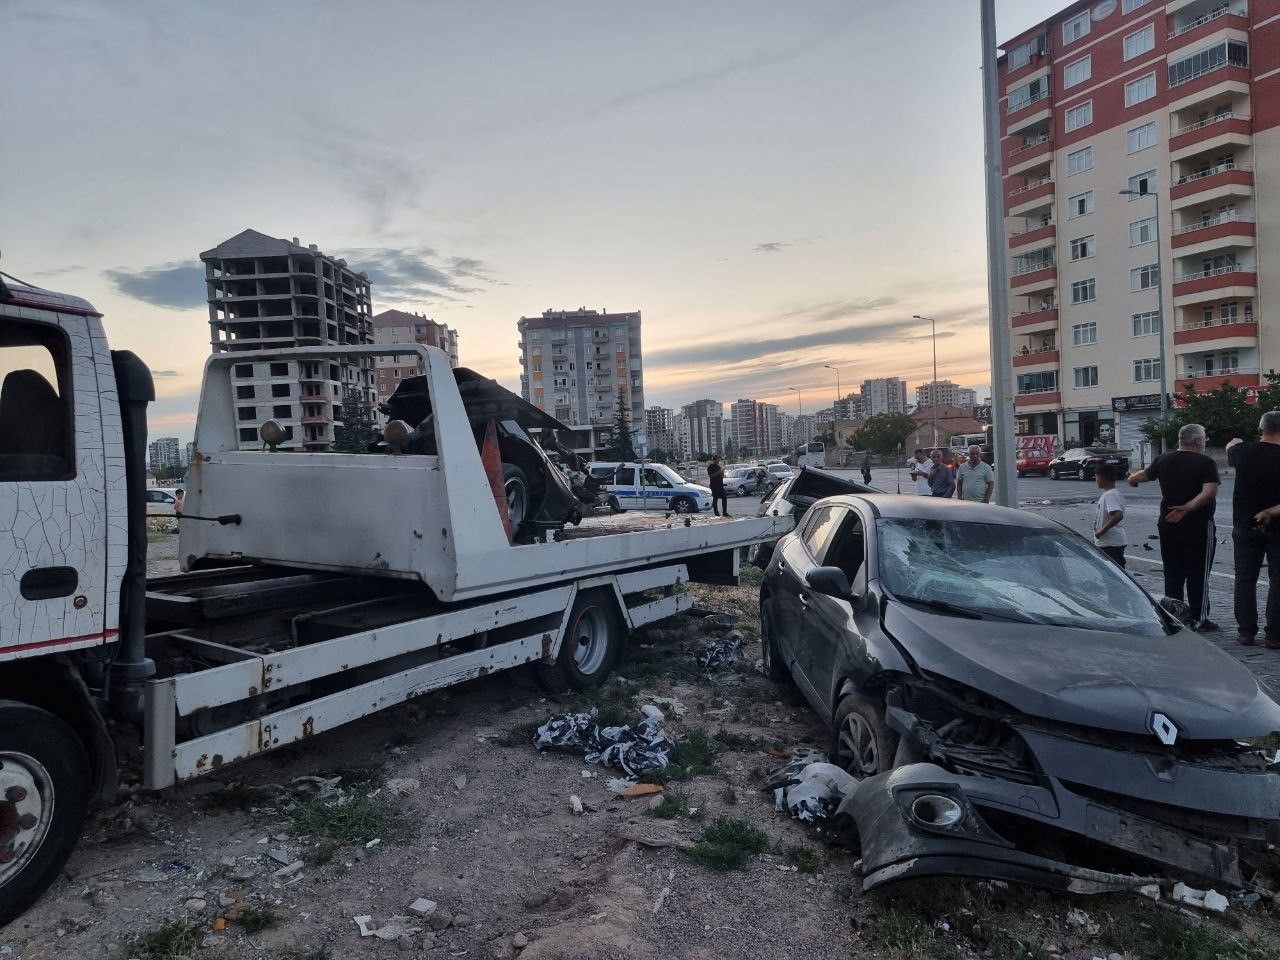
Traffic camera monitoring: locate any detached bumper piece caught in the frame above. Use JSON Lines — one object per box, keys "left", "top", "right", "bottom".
{"left": 840, "top": 763, "right": 1241, "bottom": 894}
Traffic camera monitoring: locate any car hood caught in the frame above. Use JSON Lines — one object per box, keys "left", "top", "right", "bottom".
{"left": 883, "top": 602, "right": 1280, "bottom": 740}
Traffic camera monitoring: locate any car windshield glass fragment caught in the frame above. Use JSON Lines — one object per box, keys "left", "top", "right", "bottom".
{"left": 876, "top": 517, "right": 1163, "bottom": 634}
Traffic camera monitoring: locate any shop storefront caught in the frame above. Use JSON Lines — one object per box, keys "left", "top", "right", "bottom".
{"left": 1015, "top": 412, "right": 1058, "bottom": 436}
{"left": 1111, "top": 394, "right": 1165, "bottom": 451}
{"left": 1062, "top": 408, "right": 1115, "bottom": 448}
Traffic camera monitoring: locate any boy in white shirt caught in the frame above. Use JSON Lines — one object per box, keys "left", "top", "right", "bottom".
{"left": 907, "top": 448, "right": 931, "bottom": 496}
{"left": 1093, "top": 463, "right": 1127, "bottom": 567}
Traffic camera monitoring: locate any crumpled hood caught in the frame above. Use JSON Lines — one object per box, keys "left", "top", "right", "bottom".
{"left": 884, "top": 603, "right": 1280, "bottom": 740}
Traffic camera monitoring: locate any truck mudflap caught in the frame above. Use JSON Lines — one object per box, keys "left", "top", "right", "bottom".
{"left": 839, "top": 763, "right": 1195, "bottom": 894}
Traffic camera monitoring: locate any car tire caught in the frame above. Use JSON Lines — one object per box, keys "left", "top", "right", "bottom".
{"left": 1016, "top": 471, "right": 1025, "bottom": 478}
{"left": 607, "top": 495, "right": 623, "bottom": 514}
{"left": 1049, "top": 467, "right": 1060, "bottom": 480}
{"left": 502, "top": 463, "right": 530, "bottom": 531}
{"left": 831, "top": 691, "right": 898, "bottom": 779}
{"left": 759, "top": 595, "right": 791, "bottom": 684}
{"left": 536, "top": 591, "right": 623, "bottom": 692}
{"left": 0, "top": 702, "right": 90, "bottom": 928}
{"left": 671, "top": 496, "right": 696, "bottom": 514}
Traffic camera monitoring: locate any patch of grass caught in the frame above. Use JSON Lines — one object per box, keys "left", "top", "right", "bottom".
{"left": 784, "top": 843, "right": 821, "bottom": 873}
{"left": 236, "top": 906, "right": 279, "bottom": 934}
{"left": 621, "top": 638, "right": 704, "bottom": 685}
{"left": 128, "top": 921, "right": 204, "bottom": 959}
{"left": 687, "top": 816, "right": 768, "bottom": 871}
{"left": 324, "top": 764, "right": 385, "bottom": 787}
{"left": 739, "top": 566, "right": 764, "bottom": 587}
{"left": 275, "top": 949, "right": 333, "bottom": 960}
{"left": 302, "top": 840, "right": 338, "bottom": 866}
{"left": 864, "top": 906, "right": 941, "bottom": 958}
{"left": 649, "top": 786, "right": 693, "bottom": 819}
{"left": 985, "top": 931, "right": 1050, "bottom": 960}
{"left": 711, "top": 729, "right": 769, "bottom": 752}
{"left": 289, "top": 792, "right": 413, "bottom": 845}
{"left": 1103, "top": 910, "right": 1278, "bottom": 960}
{"left": 654, "top": 728, "right": 719, "bottom": 783}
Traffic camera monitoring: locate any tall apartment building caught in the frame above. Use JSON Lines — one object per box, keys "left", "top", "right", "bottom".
{"left": 730, "top": 399, "right": 782, "bottom": 457}
{"left": 672, "top": 413, "right": 692, "bottom": 460}
{"left": 861, "top": 377, "right": 909, "bottom": 416}
{"left": 679, "top": 399, "right": 724, "bottom": 457}
{"left": 1000, "top": 0, "right": 1279, "bottom": 448}
{"left": 372, "top": 308, "right": 460, "bottom": 402}
{"left": 517, "top": 308, "right": 645, "bottom": 454}
{"left": 644, "top": 406, "right": 675, "bottom": 455}
{"left": 148, "top": 436, "right": 180, "bottom": 471}
{"left": 791, "top": 413, "right": 818, "bottom": 447}
{"left": 201, "top": 229, "right": 375, "bottom": 451}
{"left": 833, "top": 392, "right": 867, "bottom": 421}
{"left": 915, "top": 379, "right": 975, "bottom": 409}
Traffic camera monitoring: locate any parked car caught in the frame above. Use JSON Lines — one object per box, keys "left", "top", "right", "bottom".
{"left": 145, "top": 488, "right": 179, "bottom": 516}
{"left": 1016, "top": 444, "right": 1055, "bottom": 477}
{"left": 760, "top": 493, "right": 1280, "bottom": 892}
{"left": 588, "top": 461, "right": 712, "bottom": 513}
{"left": 765, "top": 462, "right": 795, "bottom": 482}
{"left": 1047, "top": 446, "right": 1128, "bottom": 480}
{"left": 724, "top": 467, "right": 762, "bottom": 496}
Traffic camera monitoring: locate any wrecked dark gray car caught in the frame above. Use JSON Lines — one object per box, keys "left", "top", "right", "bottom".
{"left": 760, "top": 494, "right": 1280, "bottom": 893}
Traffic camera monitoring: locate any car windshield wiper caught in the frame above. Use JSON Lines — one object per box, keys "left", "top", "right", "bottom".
{"left": 893, "top": 595, "right": 986, "bottom": 620}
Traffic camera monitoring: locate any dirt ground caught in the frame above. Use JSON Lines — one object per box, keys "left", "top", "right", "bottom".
{"left": 7, "top": 536, "right": 1280, "bottom": 960}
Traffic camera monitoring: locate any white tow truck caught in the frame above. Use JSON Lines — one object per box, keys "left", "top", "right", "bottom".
{"left": 0, "top": 278, "right": 786, "bottom": 924}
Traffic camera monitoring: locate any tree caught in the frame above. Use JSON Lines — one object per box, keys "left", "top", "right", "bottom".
{"left": 599, "top": 387, "right": 637, "bottom": 461}
{"left": 333, "top": 386, "right": 378, "bottom": 453}
{"left": 852, "top": 413, "right": 917, "bottom": 455}
{"left": 1141, "top": 370, "right": 1280, "bottom": 449}
{"left": 723, "top": 439, "right": 739, "bottom": 462}
{"left": 648, "top": 448, "right": 671, "bottom": 463}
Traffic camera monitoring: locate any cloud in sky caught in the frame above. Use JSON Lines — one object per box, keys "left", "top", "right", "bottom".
{"left": 103, "top": 262, "right": 205, "bottom": 310}
{"left": 781, "top": 297, "right": 898, "bottom": 323}
{"left": 151, "top": 369, "right": 179, "bottom": 377}
{"left": 339, "top": 246, "right": 498, "bottom": 305}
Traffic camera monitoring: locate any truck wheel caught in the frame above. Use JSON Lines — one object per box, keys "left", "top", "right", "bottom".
{"left": 502, "top": 463, "right": 530, "bottom": 530}
{"left": 759, "top": 595, "right": 791, "bottom": 683}
{"left": 671, "top": 496, "right": 696, "bottom": 514}
{"left": 0, "top": 702, "right": 90, "bottom": 927}
{"left": 831, "top": 691, "right": 898, "bottom": 779}
{"left": 537, "top": 591, "right": 623, "bottom": 692}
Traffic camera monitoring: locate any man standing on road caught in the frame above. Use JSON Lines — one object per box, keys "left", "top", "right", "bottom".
{"left": 1128, "top": 423, "right": 1220, "bottom": 630}
{"left": 907, "top": 448, "right": 931, "bottom": 495}
{"left": 1226, "top": 411, "right": 1280, "bottom": 647}
{"left": 1092, "top": 464, "right": 1127, "bottom": 568}
{"left": 861, "top": 449, "right": 872, "bottom": 486}
{"left": 928, "top": 448, "right": 955, "bottom": 498}
{"left": 707, "top": 455, "right": 727, "bottom": 517}
{"left": 956, "top": 444, "right": 995, "bottom": 503}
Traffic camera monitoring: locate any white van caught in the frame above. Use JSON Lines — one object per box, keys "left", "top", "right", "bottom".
{"left": 588, "top": 461, "right": 713, "bottom": 514}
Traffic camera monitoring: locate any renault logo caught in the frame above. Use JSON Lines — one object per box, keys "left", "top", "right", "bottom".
{"left": 1151, "top": 712, "right": 1178, "bottom": 746}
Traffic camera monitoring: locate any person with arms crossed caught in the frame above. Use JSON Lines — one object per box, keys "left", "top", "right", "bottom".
{"left": 956, "top": 444, "right": 994, "bottom": 503}
{"left": 1225, "top": 410, "right": 1280, "bottom": 647}
{"left": 1128, "top": 423, "right": 1220, "bottom": 630}
{"left": 707, "top": 454, "right": 727, "bottom": 518}
{"left": 928, "top": 448, "right": 955, "bottom": 498}
{"left": 1092, "top": 464, "right": 1126, "bottom": 567}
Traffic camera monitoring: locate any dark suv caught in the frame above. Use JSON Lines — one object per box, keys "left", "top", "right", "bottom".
{"left": 1047, "top": 446, "right": 1129, "bottom": 480}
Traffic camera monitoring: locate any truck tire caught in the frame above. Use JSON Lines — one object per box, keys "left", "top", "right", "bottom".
{"left": 502, "top": 463, "right": 530, "bottom": 530}
{"left": 537, "top": 591, "right": 624, "bottom": 692}
{"left": 0, "top": 702, "right": 90, "bottom": 927}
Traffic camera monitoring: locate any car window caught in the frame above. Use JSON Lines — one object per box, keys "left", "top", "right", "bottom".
{"left": 802, "top": 506, "right": 844, "bottom": 562}
{"left": 642, "top": 468, "right": 672, "bottom": 488}
{"left": 825, "top": 512, "right": 865, "bottom": 582}
{"left": 0, "top": 320, "right": 75, "bottom": 481}
{"left": 614, "top": 467, "right": 635, "bottom": 485}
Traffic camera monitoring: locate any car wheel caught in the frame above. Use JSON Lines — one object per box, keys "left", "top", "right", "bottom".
{"left": 671, "top": 496, "right": 696, "bottom": 514}
{"left": 735, "top": 486, "right": 745, "bottom": 497}
{"left": 1016, "top": 471, "right": 1025, "bottom": 478}
{"left": 502, "top": 463, "right": 530, "bottom": 531}
{"left": 759, "top": 595, "right": 791, "bottom": 684}
{"left": 831, "top": 691, "right": 898, "bottom": 779}
{"left": 0, "top": 702, "right": 90, "bottom": 927}
{"left": 1049, "top": 467, "right": 1060, "bottom": 480}
{"left": 536, "top": 591, "right": 623, "bottom": 692}
{"left": 607, "top": 495, "right": 623, "bottom": 514}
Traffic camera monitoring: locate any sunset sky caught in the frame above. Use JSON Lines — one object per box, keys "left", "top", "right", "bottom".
{"left": 2, "top": 0, "right": 1067, "bottom": 441}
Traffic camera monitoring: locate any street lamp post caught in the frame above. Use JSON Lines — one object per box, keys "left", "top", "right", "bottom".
{"left": 787, "top": 386, "right": 802, "bottom": 418}
{"left": 913, "top": 314, "right": 941, "bottom": 447}
{"left": 823, "top": 364, "right": 841, "bottom": 416}
{"left": 1119, "top": 187, "right": 1169, "bottom": 444}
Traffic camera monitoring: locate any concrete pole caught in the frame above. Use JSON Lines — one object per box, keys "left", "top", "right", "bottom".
{"left": 981, "top": 0, "right": 1018, "bottom": 508}
{"left": 1152, "top": 190, "right": 1170, "bottom": 430}
{"left": 931, "top": 315, "right": 939, "bottom": 447}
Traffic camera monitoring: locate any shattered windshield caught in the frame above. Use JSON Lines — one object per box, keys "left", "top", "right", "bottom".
{"left": 876, "top": 518, "right": 1164, "bottom": 634}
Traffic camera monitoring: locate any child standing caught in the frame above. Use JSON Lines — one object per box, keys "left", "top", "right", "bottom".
{"left": 1093, "top": 464, "right": 1127, "bottom": 567}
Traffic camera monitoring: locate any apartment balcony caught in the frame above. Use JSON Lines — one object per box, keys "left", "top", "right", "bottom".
{"left": 1169, "top": 112, "right": 1252, "bottom": 162}
{"left": 300, "top": 414, "right": 332, "bottom": 425}
{"left": 1167, "top": 68, "right": 1251, "bottom": 120}
{"left": 1167, "top": 6, "right": 1249, "bottom": 51}
{"left": 1175, "top": 369, "right": 1260, "bottom": 393}
{"left": 1007, "top": 178, "right": 1055, "bottom": 217}
{"left": 1011, "top": 307, "right": 1058, "bottom": 332}
{"left": 1013, "top": 348, "right": 1059, "bottom": 369}
{"left": 1172, "top": 266, "right": 1257, "bottom": 307}
{"left": 1005, "top": 136, "right": 1054, "bottom": 175}
{"left": 1009, "top": 222, "right": 1055, "bottom": 253}
{"left": 1005, "top": 88, "right": 1052, "bottom": 133}
{"left": 1170, "top": 215, "right": 1255, "bottom": 257}
{"left": 1174, "top": 315, "right": 1257, "bottom": 346}
{"left": 1015, "top": 389, "right": 1061, "bottom": 410}
{"left": 1010, "top": 263, "right": 1057, "bottom": 297}
{"left": 1170, "top": 164, "right": 1253, "bottom": 209}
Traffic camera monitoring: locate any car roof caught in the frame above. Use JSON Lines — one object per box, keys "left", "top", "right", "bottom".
{"left": 823, "top": 493, "right": 1061, "bottom": 529}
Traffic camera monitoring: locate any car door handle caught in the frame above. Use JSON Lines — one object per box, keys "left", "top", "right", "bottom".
{"left": 776, "top": 559, "right": 786, "bottom": 571}
{"left": 20, "top": 566, "right": 79, "bottom": 600}
{"left": 798, "top": 592, "right": 810, "bottom": 607}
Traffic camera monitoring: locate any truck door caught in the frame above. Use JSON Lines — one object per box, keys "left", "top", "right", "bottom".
{"left": 0, "top": 316, "right": 108, "bottom": 658}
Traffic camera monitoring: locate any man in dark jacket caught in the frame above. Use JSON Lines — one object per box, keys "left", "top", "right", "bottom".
{"left": 927, "top": 449, "right": 954, "bottom": 498}
{"left": 1226, "top": 411, "right": 1280, "bottom": 647}
{"left": 707, "top": 455, "right": 727, "bottom": 517}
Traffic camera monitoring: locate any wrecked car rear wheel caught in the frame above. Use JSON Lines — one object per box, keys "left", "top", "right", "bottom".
{"left": 537, "top": 591, "right": 623, "bottom": 692}
{"left": 503, "top": 463, "right": 530, "bottom": 531}
{"left": 759, "top": 596, "right": 791, "bottom": 683}
{"left": 832, "top": 692, "right": 898, "bottom": 779}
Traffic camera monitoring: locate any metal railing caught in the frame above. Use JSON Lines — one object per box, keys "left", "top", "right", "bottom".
{"left": 1175, "top": 162, "right": 1251, "bottom": 186}
{"left": 1011, "top": 259, "right": 1055, "bottom": 277}
{"left": 1169, "top": 6, "right": 1247, "bottom": 40}
{"left": 1174, "top": 264, "right": 1253, "bottom": 282}
{"left": 1175, "top": 315, "right": 1256, "bottom": 332}
{"left": 1008, "top": 87, "right": 1051, "bottom": 112}
{"left": 1009, "top": 134, "right": 1051, "bottom": 156}
{"left": 1180, "top": 366, "right": 1259, "bottom": 379}
{"left": 1016, "top": 344, "right": 1058, "bottom": 356}
{"left": 1010, "top": 221, "right": 1055, "bottom": 238}
{"left": 1172, "top": 213, "right": 1253, "bottom": 235}
{"left": 1172, "top": 110, "right": 1249, "bottom": 137}
{"left": 1008, "top": 177, "right": 1053, "bottom": 198}
{"left": 1016, "top": 385, "right": 1058, "bottom": 395}
{"left": 1169, "top": 55, "right": 1249, "bottom": 88}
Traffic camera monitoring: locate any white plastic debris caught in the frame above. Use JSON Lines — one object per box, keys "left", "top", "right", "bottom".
{"left": 453, "top": 774, "right": 468, "bottom": 791}
{"left": 408, "top": 898, "right": 437, "bottom": 917}
{"left": 536, "top": 708, "right": 675, "bottom": 778}
{"left": 386, "top": 777, "right": 421, "bottom": 796}
{"left": 354, "top": 914, "right": 423, "bottom": 940}
{"left": 569, "top": 794, "right": 585, "bottom": 815}
{"left": 1137, "top": 884, "right": 1161, "bottom": 901}
{"left": 365, "top": 838, "right": 381, "bottom": 849}
{"left": 1171, "top": 881, "right": 1228, "bottom": 913}
{"left": 640, "top": 704, "right": 664, "bottom": 722}
{"left": 772, "top": 761, "right": 858, "bottom": 823}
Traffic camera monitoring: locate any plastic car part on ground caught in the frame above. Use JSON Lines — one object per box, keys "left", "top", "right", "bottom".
{"left": 765, "top": 749, "right": 858, "bottom": 823}
{"left": 534, "top": 705, "right": 674, "bottom": 778}
{"left": 697, "top": 632, "right": 745, "bottom": 673}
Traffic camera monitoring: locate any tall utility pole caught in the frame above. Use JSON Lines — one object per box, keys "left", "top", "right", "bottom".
{"left": 913, "top": 314, "right": 941, "bottom": 447}
{"left": 981, "top": 0, "right": 1017, "bottom": 507}
{"left": 788, "top": 386, "right": 803, "bottom": 417}
{"left": 824, "top": 364, "right": 841, "bottom": 419}
{"left": 1120, "top": 187, "right": 1169, "bottom": 448}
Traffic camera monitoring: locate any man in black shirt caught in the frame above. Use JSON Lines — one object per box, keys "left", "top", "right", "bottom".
{"left": 1226, "top": 411, "right": 1280, "bottom": 647}
{"left": 1128, "top": 423, "right": 1220, "bottom": 630}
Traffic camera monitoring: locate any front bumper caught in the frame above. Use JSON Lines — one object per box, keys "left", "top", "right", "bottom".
{"left": 840, "top": 761, "right": 1261, "bottom": 893}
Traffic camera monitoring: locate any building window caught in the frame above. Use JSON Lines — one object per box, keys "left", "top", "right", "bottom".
{"left": 1222, "top": 302, "right": 1238, "bottom": 321}
{"left": 1131, "top": 264, "right": 1159, "bottom": 291}
{"left": 1063, "top": 11, "right": 1090, "bottom": 44}
{"left": 1008, "top": 76, "right": 1049, "bottom": 111}
{"left": 238, "top": 406, "right": 256, "bottom": 422}
{"left": 269, "top": 362, "right": 288, "bottom": 377}
{"left": 1122, "top": 0, "right": 1152, "bottom": 11}
{"left": 234, "top": 364, "right": 253, "bottom": 378}
{"left": 236, "top": 385, "right": 255, "bottom": 400}
{"left": 1129, "top": 217, "right": 1156, "bottom": 246}
{"left": 1125, "top": 73, "right": 1156, "bottom": 107}
{"left": 271, "top": 383, "right": 290, "bottom": 398}
{"left": 1008, "top": 37, "right": 1042, "bottom": 70}
{"left": 1133, "top": 358, "right": 1161, "bottom": 382}
{"left": 1132, "top": 311, "right": 1160, "bottom": 337}
{"left": 1073, "top": 366, "right": 1099, "bottom": 388}
{"left": 1065, "top": 101, "right": 1093, "bottom": 131}
{"left": 1066, "top": 146, "right": 1093, "bottom": 176}
{"left": 1018, "top": 371, "right": 1058, "bottom": 393}
{"left": 1068, "top": 191, "right": 1094, "bottom": 218}
{"left": 1168, "top": 41, "right": 1249, "bottom": 88}
{"left": 1071, "top": 279, "right": 1096, "bottom": 303}
{"left": 1069, "top": 235, "right": 1095, "bottom": 261}
{"left": 273, "top": 404, "right": 291, "bottom": 419}
{"left": 238, "top": 428, "right": 257, "bottom": 443}
{"left": 1127, "top": 170, "right": 1156, "bottom": 197}
{"left": 1064, "top": 57, "right": 1091, "bottom": 89}
{"left": 1123, "top": 24, "right": 1154, "bottom": 60}
{"left": 1127, "top": 121, "right": 1157, "bottom": 153}
{"left": 1072, "top": 322, "right": 1098, "bottom": 346}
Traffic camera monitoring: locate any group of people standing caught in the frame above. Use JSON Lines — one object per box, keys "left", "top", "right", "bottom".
{"left": 905, "top": 446, "right": 995, "bottom": 503}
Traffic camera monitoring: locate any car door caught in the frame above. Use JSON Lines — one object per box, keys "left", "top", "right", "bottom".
{"left": 778, "top": 505, "right": 844, "bottom": 709}
{"left": 797, "top": 508, "right": 866, "bottom": 715}
{"left": 611, "top": 465, "right": 638, "bottom": 509}
{"left": 640, "top": 466, "right": 673, "bottom": 510}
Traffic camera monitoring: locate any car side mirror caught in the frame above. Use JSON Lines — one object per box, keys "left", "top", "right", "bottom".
{"left": 805, "top": 566, "right": 852, "bottom": 600}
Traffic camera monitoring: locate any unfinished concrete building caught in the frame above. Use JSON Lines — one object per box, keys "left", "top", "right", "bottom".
{"left": 200, "top": 229, "right": 375, "bottom": 451}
